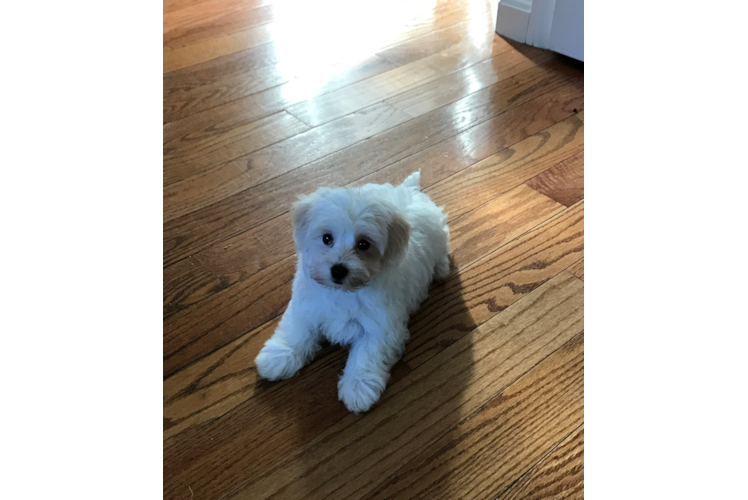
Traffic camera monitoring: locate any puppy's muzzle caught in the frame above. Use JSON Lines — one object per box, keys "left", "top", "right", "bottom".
{"left": 330, "top": 264, "right": 348, "bottom": 284}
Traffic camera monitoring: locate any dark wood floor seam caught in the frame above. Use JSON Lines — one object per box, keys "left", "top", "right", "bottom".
{"left": 493, "top": 421, "right": 584, "bottom": 500}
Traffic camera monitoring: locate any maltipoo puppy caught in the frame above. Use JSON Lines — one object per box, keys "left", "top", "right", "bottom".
{"left": 255, "top": 171, "right": 450, "bottom": 413}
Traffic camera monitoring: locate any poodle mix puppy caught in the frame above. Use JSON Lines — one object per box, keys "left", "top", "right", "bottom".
{"left": 255, "top": 171, "right": 450, "bottom": 413}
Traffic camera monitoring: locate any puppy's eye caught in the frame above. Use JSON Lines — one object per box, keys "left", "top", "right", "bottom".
{"left": 357, "top": 240, "right": 370, "bottom": 251}
{"left": 322, "top": 234, "right": 333, "bottom": 246}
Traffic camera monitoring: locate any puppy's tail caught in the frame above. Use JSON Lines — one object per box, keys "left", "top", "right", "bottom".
{"left": 401, "top": 170, "right": 421, "bottom": 191}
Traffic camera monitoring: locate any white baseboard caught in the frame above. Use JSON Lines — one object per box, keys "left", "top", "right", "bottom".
{"left": 495, "top": 0, "right": 532, "bottom": 44}
{"left": 526, "top": 0, "right": 556, "bottom": 49}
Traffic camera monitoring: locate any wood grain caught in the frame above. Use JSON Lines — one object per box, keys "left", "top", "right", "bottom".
{"left": 166, "top": 38, "right": 239, "bottom": 74}
{"left": 163, "top": 66, "right": 581, "bottom": 266}
{"left": 285, "top": 33, "right": 509, "bottom": 127}
{"left": 356, "top": 79, "right": 583, "bottom": 189}
{"left": 163, "top": 315, "right": 417, "bottom": 444}
{"left": 499, "top": 425, "right": 584, "bottom": 500}
{"left": 163, "top": 43, "right": 284, "bottom": 97}
{"left": 526, "top": 149, "right": 584, "bottom": 206}
{"left": 164, "top": 3, "right": 277, "bottom": 48}
{"left": 403, "top": 200, "right": 584, "bottom": 369}
{"left": 163, "top": 254, "right": 295, "bottom": 377}
{"left": 386, "top": 46, "right": 554, "bottom": 118}
{"left": 187, "top": 212, "right": 294, "bottom": 290}
{"left": 447, "top": 184, "right": 565, "bottom": 275}
{"left": 163, "top": 111, "right": 308, "bottom": 186}
{"left": 567, "top": 257, "right": 584, "bottom": 280}
{"left": 163, "top": 333, "right": 412, "bottom": 484}
{"left": 211, "top": 271, "right": 583, "bottom": 500}
{"left": 163, "top": 257, "right": 226, "bottom": 317}
{"left": 163, "top": 102, "right": 411, "bottom": 221}
{"left": 426, "top": 111, "right": 584, "bottom": 222}
{"left": 163, "top": 0, "right": 277, "bottom": 16}
{"left": 164, "top": 0, "right": 493, "bottom": 73}
{"left": 164, "top": 53, "right": 396, "bottom": 123}
{"left": 374, "top": 16, "right": 494, "bottom": 66}
{"left": 366, "top": 331, "right": 584, "bottom": 500}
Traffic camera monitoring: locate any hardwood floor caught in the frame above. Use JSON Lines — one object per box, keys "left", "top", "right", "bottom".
{"left": 163, "top": 0, "right": 584, "bottom": 498}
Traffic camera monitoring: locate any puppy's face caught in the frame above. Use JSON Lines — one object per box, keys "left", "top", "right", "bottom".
{"left": 292, "top": 187, "right": 410, "bottom": 292}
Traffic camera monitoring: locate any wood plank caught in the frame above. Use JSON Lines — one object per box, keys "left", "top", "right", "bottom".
{"left": 164, "top": 257, "right": 227, "bottom": 317}
{"left": 364, "top": 0, "right": 502, "bottom": 55}
{"left": 164, "top": 62, "right": 286, "bottom": 123}
{"left": 214, "top": 271, "right": 583, "bottom": 500}
{"left": 163, "top": 64, "right": 581, "bottom": 265}
{"left": 163, "top": 254, "right": 295, "bottom": 378}
{"left": 163, "top": 181, "right": 564, "bottom": 374}
{"left": 164, "top": 0, "right": 214, "bottom": 14}
{"left": 403, "top": 200, "right": 584, "bottom": 369}
{"left": 567, "top": 257, "right": 584, "bottom": 280}
{"left": 164, "top": 3, "right": 277, "bottom": 48}
{"left": 164, "top": 0, "right": 270, "bottom": 16}
{"left": 238, "top": 102, "right": 412, "bottom": 186}
{"left": 163, "top": 42, "right": 283, "bottom": 95}
{"left": 163, "top": 35, "right": 248, "bottom": 73}
{"left": 164, "top": 0, "right": 491, "bottom": 74}
{"left": 285, "top": 33, "right": 511, "bottom": 127}
{"left": 374, "top": 16, "right": 494, "bottom": 66}
{"left": 162, "top": 80, "right": 581, "bottom": 314}
{"left": 164, "top": 51, "right": 572, "bottom": 180}
{"left": 184, "top": 213, "right": 294, "bottom": 290}
{"left": 526, "top": 149, "right": 584, "bottom": 206}
{"left": 163, "top": 317, "right": 280, "bottom": 440}
{"left": 164, "top": 336, "right": 412, "bottom": 498}
{"left": 499, "top": 425, "right": 584, "bottom": 500}
{"left": 163, "top": 2, "right": 510, "bottom": 120}
{"left": 427, "top": 111, "right": 584, "bottom": 222}
{"left": 162, "top": 0, "right": 488, "bottom": 99}
{"left": 385, "top": 46, "right": 555, "bottom": 118}
{"left": 447, "top": 184, "right": 565, "bottom": 275}
{"left": 356, "top": 81, "right": 583, "bottom": 189}
{"left": 163, "top": 25, "right": 274, "bottom": 73}
{"left": 164, "top": 0, "right": 479, "bottom": 49}
{"left": 164, "top": 0, "right": 273, "bottom": 36}
{"left": 163, "top": 111, "right": 308, "bottom": 186}
{"left": 366, "top": 331, "right": 584, "bottom": 500}
{"left": 164, "top": 53, "right": 395, "bottom": 123}
{"left": 164, "top": 319, "right": 416, "bottom": 443}
{"left": 163, "top": 102, "right": 412, "bottom": 221}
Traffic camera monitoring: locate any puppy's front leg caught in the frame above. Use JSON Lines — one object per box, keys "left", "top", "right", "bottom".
{"left": 255, "top": 301, "right": 321, "bottom": 381}
{"left": 338, "top": 329, "right": 405, "bottom": 413}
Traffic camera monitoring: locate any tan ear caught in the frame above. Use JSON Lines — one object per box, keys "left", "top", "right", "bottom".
{"left": 383, "top": 209, "right": 410, "bottom": 265}
{"left": 291, "top": 195, "right": 313, "bottom": 250}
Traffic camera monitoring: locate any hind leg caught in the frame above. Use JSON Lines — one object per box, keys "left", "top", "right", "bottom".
{"left": 434, "top": 254, "right": 451, "bottom": 281}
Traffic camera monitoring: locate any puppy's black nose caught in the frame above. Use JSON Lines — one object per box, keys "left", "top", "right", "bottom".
{"left": 330, "top": 264, "right": 348, "bottom": 283}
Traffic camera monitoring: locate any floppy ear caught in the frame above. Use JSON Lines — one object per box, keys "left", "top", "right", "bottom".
{"left": 382, "top": 208, "right": 410, "bottom": 265}
{"left": 291, "top": 195, "right": 313, "bottom": 251}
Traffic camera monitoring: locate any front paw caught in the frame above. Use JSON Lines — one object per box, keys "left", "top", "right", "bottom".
{"left": 338, "top": 373, "right": 387, "bottom": 413}
{"left": 255, "top": 343, "right": 304, "bottom": 381}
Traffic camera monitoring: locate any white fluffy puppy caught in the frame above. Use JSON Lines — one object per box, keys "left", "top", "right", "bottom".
{"left": 255, "top": 171, "right": 450, "bottom": 413}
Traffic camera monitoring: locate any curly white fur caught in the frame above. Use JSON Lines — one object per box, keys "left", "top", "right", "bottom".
{"left": 255, "top": 171, "right": 450, "bottom": 413}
